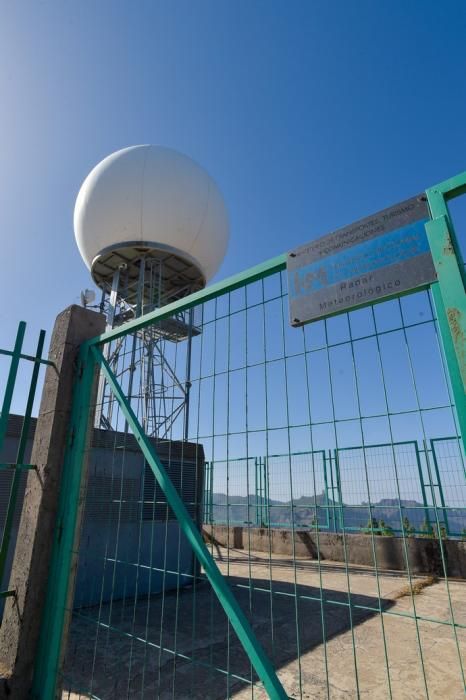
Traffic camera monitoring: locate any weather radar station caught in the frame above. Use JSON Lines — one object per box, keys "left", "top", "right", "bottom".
{"left": 74, "top": 145, "right": 229, "bottom": 439}
{"left": 0, "top": 143, "right": 464, "bottom": 700}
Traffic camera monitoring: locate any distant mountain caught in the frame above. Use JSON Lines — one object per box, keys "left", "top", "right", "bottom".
{"left": 206, "top": 491, "right": 465, "bottom": 535}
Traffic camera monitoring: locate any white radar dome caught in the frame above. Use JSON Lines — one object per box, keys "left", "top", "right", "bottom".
{"left": 74, "top": 145, "right": 229, "bottom": 287}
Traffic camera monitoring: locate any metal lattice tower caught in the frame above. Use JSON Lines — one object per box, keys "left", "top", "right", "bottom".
{"left": 94, "top": 247, "right": 203, "bottom": 439}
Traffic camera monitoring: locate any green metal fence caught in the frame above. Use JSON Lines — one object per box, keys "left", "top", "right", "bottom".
{"left": 204, "top": 437, "right": 466, "bottom": 537}
{"left": 34, "top": 172, "right": 466, "bottom": 698}
{"left": 0, "top": 322, "right": 47, "bottom": 606}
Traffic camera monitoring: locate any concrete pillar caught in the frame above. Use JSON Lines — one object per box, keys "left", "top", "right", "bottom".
{"left": 0, "top": 305, "right": 105, "bottom": 698}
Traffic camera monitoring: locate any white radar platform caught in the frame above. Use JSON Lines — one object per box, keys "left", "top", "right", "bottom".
{"left": 74, "top": 145, "right": 229, "bottom": 439}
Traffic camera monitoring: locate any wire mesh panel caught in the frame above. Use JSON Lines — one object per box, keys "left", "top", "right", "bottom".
{"left": 208, "top": 457, "right": 259, "bottom": 526}
{"left": 430, "top": 437, "right": 466, "bottom": 536}
{"left": 335, "top": 441, "right": 430, "bottom": 534}
{"left": 55, "top": 256, "right": 466, "bottom": 700}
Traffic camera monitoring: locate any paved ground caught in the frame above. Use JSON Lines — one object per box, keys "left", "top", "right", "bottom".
{"left": 61, "top": 547, "right": 465, "bottom": 699}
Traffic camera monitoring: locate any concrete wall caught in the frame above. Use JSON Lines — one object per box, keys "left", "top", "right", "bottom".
{"left": 0, "top": 415, "right": 205, "bottom": 608}
{"left": 75, "top": 431, "right": 204, "bottom": 607}
{"left": 203, "top": 524, "right": 466, "bottom": 578}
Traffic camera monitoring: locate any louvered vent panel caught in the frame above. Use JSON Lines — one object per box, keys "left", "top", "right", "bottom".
{"left": 142, "top": 459, "right": 202, "bottom": 522}
{"left": 83, "top": 475, "right": 141, "bottom": 523}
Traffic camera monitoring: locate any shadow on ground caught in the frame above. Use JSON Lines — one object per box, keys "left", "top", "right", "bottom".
{"left": 61, "top": 571, "right": 394, "bottom": 699}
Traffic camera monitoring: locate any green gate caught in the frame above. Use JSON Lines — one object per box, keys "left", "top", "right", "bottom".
{"left": 33, "top": 172, "right": 465, "bottom": 698}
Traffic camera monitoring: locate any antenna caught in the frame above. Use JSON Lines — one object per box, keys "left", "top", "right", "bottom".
{"left": 80, "top": 289, "right": 96, "bottom": 308}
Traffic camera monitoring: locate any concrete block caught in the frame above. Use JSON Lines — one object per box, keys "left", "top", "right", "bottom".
{"left": 0, "top": 306, "right": 105, "bottom": 699}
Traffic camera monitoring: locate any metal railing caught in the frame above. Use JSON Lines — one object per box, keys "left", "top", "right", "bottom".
{"left": 0, "top": 322, "right": 48, "bottom": 604}
{"left": 204, "top": 437, "right": 466, "bottom": 537}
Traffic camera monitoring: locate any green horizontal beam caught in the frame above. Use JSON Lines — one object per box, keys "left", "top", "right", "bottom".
{"left": 93, "top": 344, "right": 288, "bottom": 700}
{"left": 88, "top": 253, "right": 287, "bottom": 347}
{"left": 0, "top": 348, "right": 54, "bottom": 367}
{"left": 427, "top": 170, "right": 466, "bottom": 211}
{"left": 0, "top": 463, "right": 35, "bottom": 470}
{"left": 0, "top": 590, "right": 15, "bottom": 599}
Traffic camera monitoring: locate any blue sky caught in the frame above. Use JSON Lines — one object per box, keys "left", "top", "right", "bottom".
{"left": 0, "top": 0, "right": 465, "bottom": 461}
{"left": 0, "top": 0, "right": 464, "bottom": 533}
{"left": 1, "top": 0, "right": 465, "bottom": 354}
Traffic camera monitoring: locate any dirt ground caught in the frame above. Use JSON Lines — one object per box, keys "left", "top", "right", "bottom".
{"left": 61, "top": 546, "right": 465, "bottom": 699}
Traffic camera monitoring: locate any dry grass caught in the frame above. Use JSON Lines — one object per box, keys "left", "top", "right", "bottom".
{"left": 393, "top": 575, "right": 438, "bottom": 600}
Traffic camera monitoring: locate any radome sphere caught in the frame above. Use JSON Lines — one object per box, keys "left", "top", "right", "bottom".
{"left": 74, "top": 145, "right": 229, "bottom": 284}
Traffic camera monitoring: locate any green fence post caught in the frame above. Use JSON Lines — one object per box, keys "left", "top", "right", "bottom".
{"left": 414, "top": 441, "right": 433, "bottom": 536}
{"left": 210, "top": 460, "right": 214, "bottom": 523}
{"left": 428, "top": 439, "right": 450, "bottom": 537}
{"left": 321, "top": 451, "right": 330, "bottom": 531}
{"left": 204, "top": 461, "right": 210, "bottom": 523}
{"left": 426, "top": 175, "right": 466, "bottom": 452}
{"left": 264, "top": 457, "right": 270, "bottom": 528}
{"left": 32, "top": 345, "right": 98, "bottom": 698}
{"left": 254, "top": 457, "right": 259, "bottom": 526}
